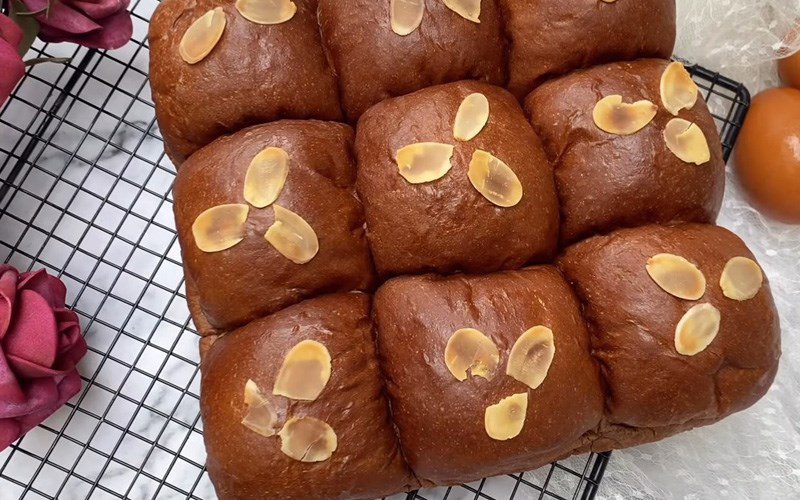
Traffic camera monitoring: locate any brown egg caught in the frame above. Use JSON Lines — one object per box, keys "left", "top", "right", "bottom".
{"left": 734, "top": 87, "right": 800, "bottom": 224}
{"left": 779, "top": 51, "right": 800, "bottom": 89}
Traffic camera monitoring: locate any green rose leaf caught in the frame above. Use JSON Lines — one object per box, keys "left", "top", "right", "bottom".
{"left": 9, "top": 0, "right": 40, "bottom": 57}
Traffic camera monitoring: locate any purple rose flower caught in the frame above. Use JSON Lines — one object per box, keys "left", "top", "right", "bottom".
{"left": 21, "top": 0, "right": 133, "bottom": 50}
{"left": 0, "top": 265, "right": 87, "bottom": 451}
{"left": 0, "top": 14, "right": 25, "bottom": 106}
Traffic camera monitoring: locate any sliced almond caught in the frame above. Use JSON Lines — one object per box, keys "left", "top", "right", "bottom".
{"left": 484, "top": 393, "right": 527, "bottom": 441}
{"left": 468, "top": 150, "right": 523, "bottom": 207}
{"left": 646, "top": 253, "right": 706, "bottom": 300}
{"left": 235, "top": 0, "right": 296, "bottom": 25}
{"left": 444, "top": 328, "right": 500, "bottom": 381}
{"left": 454, "top": 93, "right": 490, "bottom": 141}
{"left": 179, "top": 7, "right": 226, "bottom": 64}
{"left": 592, "top": 95, "right": 657, "bottom": 135}
{"left": 675, "top": 303, "right": 721, "bottom": 356}
{"left": 395, "top": 142, "right": 455, "bottom": 184}
{"left": 265, "top": 205, "right": 319, "bottom": 264}
{"left": 720, "top": 256, "right": 763, "bottom": 301}
{"left": 660, "top": 62, "right": 699, "bottom": 116}
{"left": 279, "top": 417, "right": 337, "bottom": 462}
{"left": 244, "top": 147, "right": 289, "bottom": 208}
{"left": 506, "top": 326, "right": 555, "bottom": 391}
{"left": 390, "top": 0, "right": 424, "bottom": 36}
{"left": 192, "top": 204, "right": 249, "bottom": 253}
{"left": 241, "top": 379, "right": 279, "bottom": 437}
{"left": 273, "top": 340, "right": 332, "bottom": 401}
{"left": 663, "top": 118, "right": 711, "bottom": 165}
{"left": 443, "top": 0, "right": 480, "bottom": 23}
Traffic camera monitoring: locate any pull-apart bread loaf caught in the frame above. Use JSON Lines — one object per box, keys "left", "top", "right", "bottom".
{"left": 150, "top": 0, "right": 782, "bottom": 497}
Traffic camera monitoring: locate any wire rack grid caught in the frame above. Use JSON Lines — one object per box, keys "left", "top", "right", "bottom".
{"left": 0, "top": 1, "right": 749, "bottom": 498}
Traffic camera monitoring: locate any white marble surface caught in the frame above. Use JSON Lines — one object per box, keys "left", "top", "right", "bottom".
{"left": 0, "top": 0, "right": 797, "bottom": 498}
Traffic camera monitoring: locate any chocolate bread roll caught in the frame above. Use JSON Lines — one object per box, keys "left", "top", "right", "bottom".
{"left": 526, "top": 59, "right": 725, "bottom": 245}
{"left": 501, "top": 0, "right": 676, "bottom": 98}
{"left": 173, "top": 121, "right": 374, "bottom": 332}
{"left": 374, "top": 268, "right": 604, "bottom": 485}
{"left": 149, "top": 0, "right": 341, "bottom": 164}
{"left": 318, "top": 0, "right": 506, "bottom": 121}
{"left": 559, "top": 224, "right": 781, "bottom": 433}
{"left": 355, "top": 81, "right": 559, "bottom": 277}
{"left": 201, "top": 293, "right": 417, "bottom": 499}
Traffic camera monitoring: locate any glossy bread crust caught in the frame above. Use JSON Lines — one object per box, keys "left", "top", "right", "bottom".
{"left": 173, "top": 121, "right": 375, "bottom": 332}
{"left": 355, "top": 81, "right": 559, "bottom": 277}
{"left": 501, "top": 0, "right": 676, "bottom": 98}
{"left": 201, "top": 293, "right": 417, "bottom": 499}
{"left": 559, "top": 224, "right": 781, "bottom": 430}
{"left": 374, "top": 268, "right": 604, "bottom": 485}
{"left": 318, "top": 0, "right": 506, "bottom": 121}
{"left": 525, "top": 59, "right": 725, "bottom": 245}
{"left": 149, "top": 0, "right": 342, "bottom": 164}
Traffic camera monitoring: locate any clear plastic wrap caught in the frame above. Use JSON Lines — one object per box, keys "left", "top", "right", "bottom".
{"left": 675, "top": 0, "right": 800, "bottom": 92}
{"left": 600, "top": 2, "right": 800, "bottom": 498}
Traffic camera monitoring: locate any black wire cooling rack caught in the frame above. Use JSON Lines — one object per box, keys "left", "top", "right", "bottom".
{"left": 0, "top": 1, "right": 750, "bottom": 498}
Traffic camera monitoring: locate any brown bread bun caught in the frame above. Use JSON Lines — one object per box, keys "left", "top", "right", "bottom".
{"left": 201, "top": 293, "right": 417, "bottom": 499}
{"left": 501, "top": 0, "right": 676, "bottom": 99}
{"left": 374, "top": 267, "right": 604, "bottom": 486}
{"left": 559, "top": 223, "right": 780, "bottom": 430}
{"left": 355, "top": 81, "right": 559, "bottom": 277}
{"left": 526, "top": 59, "right": 725, "bottom": 245}
{"left": 318, "top": 0, "right": 506, "bottom": 121}
{"left": 149, "top": 0, "right": 342, "bottom": 164}
{"left": 173, "top": 121, "right": 374, "bottom": 332}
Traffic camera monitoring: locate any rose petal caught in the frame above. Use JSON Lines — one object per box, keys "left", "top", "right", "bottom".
{"left": 0, "top": 419, "right": 21, "bottom": 451}
{"left": 7, "top": 355, "right": 64, "bottom": 378}
{"left": 0, "top": 39, "right": 24, "bottom": 108}
{"left": 37, "top": 8, "right": 132, "bottom": 49}
{"left": 56, "top": 325, "right": 87, "bottom": 368}
{"left": 3, "top": 290, "right": 59, "bottom": 371}
{"left": 71, "top": 0, "right": 126, "bottom": 20}
{"left": 0, "top": 266, "right": 19, "bottom": 339}
{"left": 16, "top": 370, "right": 81, "bottom": 435}
{"left": 9, "top": 319, "right": 86, "bottom": 378}
{"left": 22, "top": 0, "right": 103, "bottom": 35}
{"left": 0, "top": 377, "right": 58, "bottom": 419}
{"left": 0, "top": 348, "right": 24, "bottom": 405}
{"left": 0, "top": 14, "right": 23, "bottom": 48}
{"left": 19, "top": 270, "right": 67, "bottom": 310}
{"left": 55, "top": 308, "right": 79, "bottom": 325}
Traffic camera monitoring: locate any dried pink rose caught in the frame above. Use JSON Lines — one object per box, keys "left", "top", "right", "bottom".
{"left": 0, "top": 265, "right": 87, "bottom": 451}
{"left": 21, "top": 0, "right": 133, "bottom": 50}
{"left": 0, "top": 14, "right": 25, "bottom": 106}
